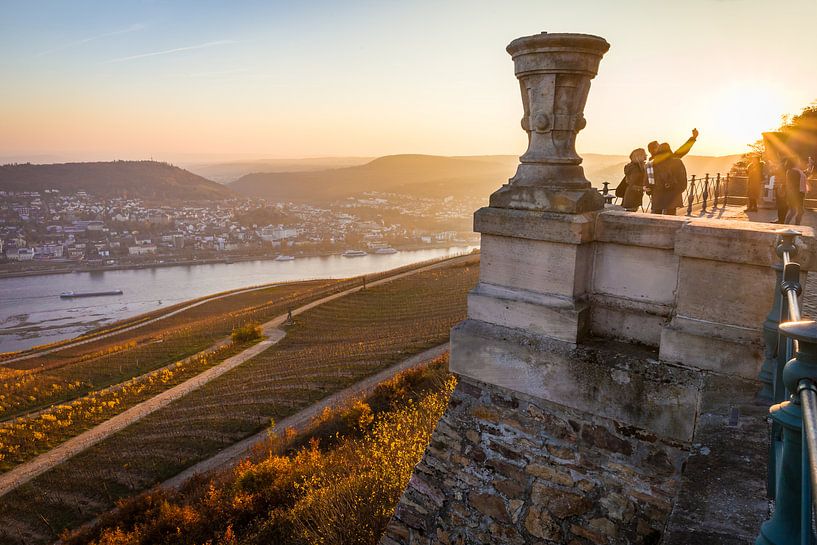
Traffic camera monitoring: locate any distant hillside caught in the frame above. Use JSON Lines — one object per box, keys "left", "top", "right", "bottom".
{"left": 229, "top": 153, "right": 741, "bottom": 202}
{"left": 229, "top": 155, "right": 512, "bottom": 202}
{"left": 0, "top": 161, "right": 234, "bottom": 200}
{"left": 184, "top": 157, "right": 374, "bottom": 183}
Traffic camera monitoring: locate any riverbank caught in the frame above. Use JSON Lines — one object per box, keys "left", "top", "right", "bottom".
{"left": 0, "top": 241, "right": 477, "bottom": 279}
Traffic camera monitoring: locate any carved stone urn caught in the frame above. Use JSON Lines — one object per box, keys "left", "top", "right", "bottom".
{"left": 490, "top": 32, "right": 610, "bottom": 213}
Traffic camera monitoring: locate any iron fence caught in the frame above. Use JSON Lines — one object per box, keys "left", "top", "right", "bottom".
{"left": 603, "top": 172, "right": 731, "bottom": 216}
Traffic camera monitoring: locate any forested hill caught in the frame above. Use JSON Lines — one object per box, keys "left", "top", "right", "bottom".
{"left": 229, "top": 153, "right": 741, "bottom": 202}
{"left": 0, "top": 160, "right": 235, "bottom": 200}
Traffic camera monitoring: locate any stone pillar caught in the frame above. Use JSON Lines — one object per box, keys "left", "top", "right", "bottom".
{"left": 453, "top": 33, "right": 609, "bottom": 395}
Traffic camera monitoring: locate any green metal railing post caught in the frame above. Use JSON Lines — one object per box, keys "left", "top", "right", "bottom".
{"left": 757, "top": 320, "right": 817, "bottom": 545}
{"left": 760, "top": 231, "right": 800, "bottom": 402}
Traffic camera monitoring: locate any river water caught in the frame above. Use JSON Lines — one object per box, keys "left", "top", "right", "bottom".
{"left": 0, "top": 247, "right": 476, "bottom": 353}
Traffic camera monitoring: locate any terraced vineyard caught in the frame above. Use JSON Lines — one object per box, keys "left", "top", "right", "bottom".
{"left": 0, "top": 259, "right": 479, "bottom": 544}
{"left": 0, "top": 341, "right": 247, "bottom": 471}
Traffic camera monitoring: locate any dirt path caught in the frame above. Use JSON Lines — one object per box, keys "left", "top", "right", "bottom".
{"left": 0, "top": 337, "right": 279, "bottom": 498}
{"left": 163, "top": 343, "right": 449, "bottom": 490}
{"left": 0, "top": 255, "right": 475, "bottom": 498}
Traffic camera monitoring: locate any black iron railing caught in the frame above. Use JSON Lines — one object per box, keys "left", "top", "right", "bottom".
{"left": 684, "top": 173, "right": 730, "bottom": 215}
{"left": 603, "top": 172, "right": 731, "bottom": 215}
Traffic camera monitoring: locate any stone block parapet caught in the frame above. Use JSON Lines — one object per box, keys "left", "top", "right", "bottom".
{"left": 470, "top": 207, "right": 815, "bottom": 374}
{"left": 381, "top": 209, "right": 816, "bottom": 545}
{"left": 451, "top": 320, "right": 702, "bottom": 443}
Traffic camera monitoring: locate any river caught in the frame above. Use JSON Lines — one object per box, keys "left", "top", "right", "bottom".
{"left": 0, "top": 247, "right": 476, "bottom": 353}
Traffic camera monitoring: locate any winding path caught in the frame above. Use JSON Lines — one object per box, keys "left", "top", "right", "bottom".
{"left": 0, "top": 255, "right": 475, "bottom": 498}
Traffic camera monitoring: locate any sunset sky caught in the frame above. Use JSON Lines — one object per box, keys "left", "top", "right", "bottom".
{"left": 1, "top": 0, "right": 816, "bottom": 163}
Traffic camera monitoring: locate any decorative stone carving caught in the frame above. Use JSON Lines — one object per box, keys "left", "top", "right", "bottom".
{"left": 490, "top": 32, "right": 610, "bottom": 213}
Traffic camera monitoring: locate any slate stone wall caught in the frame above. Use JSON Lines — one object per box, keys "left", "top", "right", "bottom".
{"left": 381, "top": 377, "right": 689, "bottom": 545}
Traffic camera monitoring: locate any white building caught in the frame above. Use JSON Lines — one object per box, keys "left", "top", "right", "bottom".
{"left": 128, "top": 245, "right": 157, "bottom": 256}
{"left": 259, "top": 225, "right": 299, "bottom": 242}
{"left": 6, "top": 247, "right": 34, "bottom": 261}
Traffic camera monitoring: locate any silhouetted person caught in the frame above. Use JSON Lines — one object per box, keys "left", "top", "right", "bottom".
{"left": 770, "top": 162, "right": 788, "bottom": 223}
{"left": 784, "top": 159, "right": 807, "bottom": 225}
{"left": 651, "top": 143, "right": 688, "bottom": 215}
{"left": 745, "top": 156, "right": 763, "bottom": 212}
{"left": 621, "top": 148, "right": 647, "bottom": 211}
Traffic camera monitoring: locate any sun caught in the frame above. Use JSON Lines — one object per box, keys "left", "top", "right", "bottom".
{"left": 707, "top": 83, "right": 787, "bottom": 154}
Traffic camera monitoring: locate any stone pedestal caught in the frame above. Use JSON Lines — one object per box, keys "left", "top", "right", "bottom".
{"left": 459, "top": 32, "right": 610, "bottom": 353}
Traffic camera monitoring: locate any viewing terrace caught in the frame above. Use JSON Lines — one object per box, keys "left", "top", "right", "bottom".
{"left": 382, "top": 31, "right": 817, "bottom": 545}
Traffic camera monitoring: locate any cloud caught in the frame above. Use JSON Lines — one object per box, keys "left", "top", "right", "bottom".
{"left": 37, "top": 23, "right": 145, "bottom": 56}
{"left": 101, "top": 40, "right": 236, "bottom": 64}
{"left": 176, "top": 67, "right": 251, "bottom": 78}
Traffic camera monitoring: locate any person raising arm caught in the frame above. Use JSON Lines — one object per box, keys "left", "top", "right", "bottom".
{"left": 648, "top": 128, "right": 699, "bottom": 166}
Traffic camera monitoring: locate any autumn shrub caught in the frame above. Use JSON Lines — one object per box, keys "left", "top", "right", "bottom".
{"left": 231, "top": 323, "right": 263, "bottom": 344}
{"left": 289, "top": 381, "right": 455, "bottom": 545}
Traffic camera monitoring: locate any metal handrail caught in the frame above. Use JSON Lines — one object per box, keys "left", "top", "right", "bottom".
{"left": 757, "top": 229, "right": 817, "bottom": 545}
{"left": 799, "top": 379, "right": 817, "bottom": 529}
{"left": 785, "top": 250, "right": 803, "bottom": 323}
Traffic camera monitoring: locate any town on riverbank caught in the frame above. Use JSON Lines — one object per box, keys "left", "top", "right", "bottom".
{"left": 0, "top": 186, "right": 480, "bottom": 278}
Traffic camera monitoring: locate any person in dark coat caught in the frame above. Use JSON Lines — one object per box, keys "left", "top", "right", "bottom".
{"left": 621, "top": 148, "right": 647, "bottom": 211}
{"left": 771, "top": 161, "right": 788, "bottom": 223}
{"left": 651, "top": 143, "right": 688, "bottom": 215}
{"left": 645, "top": 128, "right": 697, "bottom": 207}
{"left": 745, "top": 155, "right": 763, "bottom": 212}
{"left": 785, "top": 159, "right": 807, "bottom": 225}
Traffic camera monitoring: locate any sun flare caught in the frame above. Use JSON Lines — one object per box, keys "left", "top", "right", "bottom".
{"left": 708, "top": 83, "right": 787, "bottom": 153}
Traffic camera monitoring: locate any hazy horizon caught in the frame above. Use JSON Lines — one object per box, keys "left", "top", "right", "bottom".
{"left": 0, "top": 149, "right": 744, "bottom": 168}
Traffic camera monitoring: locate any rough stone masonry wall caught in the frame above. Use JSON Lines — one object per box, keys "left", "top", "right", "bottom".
{"left": 381, "top": 376, "right": 687, "bottom": 545}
